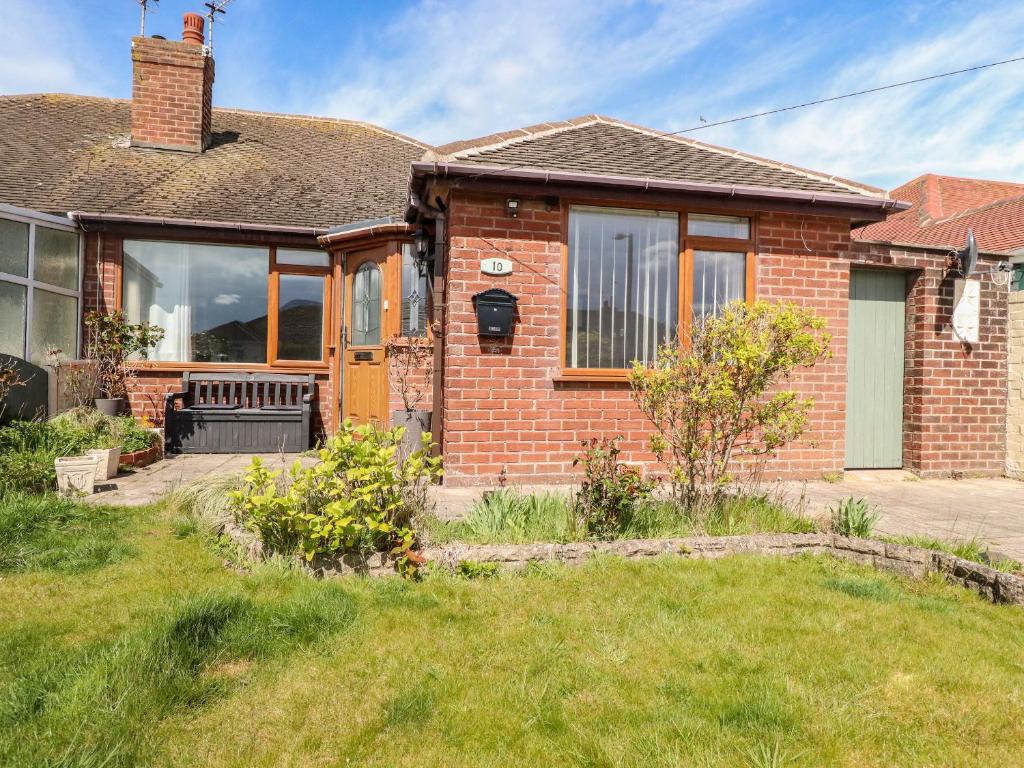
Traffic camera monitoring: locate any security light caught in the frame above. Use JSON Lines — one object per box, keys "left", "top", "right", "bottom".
{"left": 506, "top": 198, "right": 519, "bottom": 218}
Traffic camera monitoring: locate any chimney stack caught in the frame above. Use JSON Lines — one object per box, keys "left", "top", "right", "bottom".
{"left": 130, "top": 13, "right": 215, "bottom": 152}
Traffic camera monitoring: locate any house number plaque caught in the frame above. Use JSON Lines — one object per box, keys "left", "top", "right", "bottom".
{"left": 481, "top": 257, "right": 513, "bottom": 276}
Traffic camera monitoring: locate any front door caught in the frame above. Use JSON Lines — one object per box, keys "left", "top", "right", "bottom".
{"left": 343, "top": 246, "right": 389, "bottom": 425}
{"left": 845, "top": 269, "right": 907, "bottom": 468}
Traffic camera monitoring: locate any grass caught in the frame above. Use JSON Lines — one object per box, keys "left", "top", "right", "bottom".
{"left": 423, "top": 488, "right": 816, "bottom": 546}
{"left": 1, "top": 493, "right": 1023, "bottom": 766}
{"left": 0, "top": 492, "right": 134, "bottom": 573}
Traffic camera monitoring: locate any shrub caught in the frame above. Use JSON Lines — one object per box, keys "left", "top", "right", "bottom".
{"left": 83, "top": 311, "right": 164, "bottom": 399}
{"left": 572, "top": 437, "right": 654, "bottom": 539}
{"left": 230, "top": 421, "right": 442, "bottom": 576}
{"left": 830, "top": 497, "right": 880, "bottom": 538}
{"left": 629, "top": 300, "right": 830, "bottom": 522}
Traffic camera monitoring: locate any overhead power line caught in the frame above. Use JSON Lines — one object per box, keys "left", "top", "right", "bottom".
{"left": 465, "top": 53, "right": 1024, "bottom": 182}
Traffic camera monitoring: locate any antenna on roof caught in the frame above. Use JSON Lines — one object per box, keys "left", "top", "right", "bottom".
{"left": 138, "top": 0, "right": 158, "bottom": 36}
{"left": 204, "top": 0, "right": 234, "bottom": 53}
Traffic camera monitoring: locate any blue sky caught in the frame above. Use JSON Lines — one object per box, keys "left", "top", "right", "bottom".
{"left": 3, "top": 0, "right": 1023, "bottom": 189}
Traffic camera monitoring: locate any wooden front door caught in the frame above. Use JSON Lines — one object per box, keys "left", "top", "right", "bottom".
{"left": 845, "top": 269, "right": 907, "bottom": 469}
{"left": 342, "top": 246, "right": 392, "bottom": 425}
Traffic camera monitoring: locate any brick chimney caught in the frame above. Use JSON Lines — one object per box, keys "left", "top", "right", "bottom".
{"left": 130, "top": 12, "right": 215, "bottom": 152}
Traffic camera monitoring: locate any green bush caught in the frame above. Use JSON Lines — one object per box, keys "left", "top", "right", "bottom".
{"left": 0, "top": 408, "right": 158, "bottom": 494}
{"left": 230, "top": 421, "right": 443, "bottom": 576}
{"left": 830, "top": 497, "right": 881, "bottom": 538}
{"left": 572, "top": 436, "right": 654, "bottom": 539}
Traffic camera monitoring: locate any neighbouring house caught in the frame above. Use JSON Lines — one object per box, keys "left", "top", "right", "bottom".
{"left": 853, "top": 174, "right": 1024, "bottom": 477}
{"left": 0, "top": 13, "right": 1015, "bottom": 484}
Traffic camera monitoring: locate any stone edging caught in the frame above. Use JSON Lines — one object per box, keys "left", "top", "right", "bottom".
{"left": 217, "top": 520, "right": 1024, "bottom": 606}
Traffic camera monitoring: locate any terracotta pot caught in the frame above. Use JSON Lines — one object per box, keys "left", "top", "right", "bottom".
{"left": 55, "top": 455, "right": 102, "bottom": 496}
{"left": 86, "top": 447, "right": 121, "bottom": 480}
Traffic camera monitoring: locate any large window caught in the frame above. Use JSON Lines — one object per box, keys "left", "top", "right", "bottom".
{"left": 564, "top": 205, "right": 753, "bottom": 372}
{"left": 122, "top": 241, "right": 330, "bottom": 365}
{"left": 0, "top": 209, "right": 81, "bottom": 364}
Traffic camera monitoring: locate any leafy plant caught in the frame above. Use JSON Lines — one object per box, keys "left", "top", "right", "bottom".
{"left": 83, "top": 311, "right": 164, "bottom": 399}
{"left": 572, "top": 436, "right": 654, "bottom": 539}
{"left": 230, "top": 421, "right": 443, "bottom": 576}
{"left": 385, "top": 335, "right": 433, "bottom": 412}
{"left": 629, "top": 300, "right": 830, "bottom": 523}
{"left": 456, "top": 560, "right": 501, "bottom": 579}
{"left": 830, "top": 497, "right": 880, "bottom": 538}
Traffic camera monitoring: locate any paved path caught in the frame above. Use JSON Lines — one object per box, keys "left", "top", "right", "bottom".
{"left": 90, "top": 455, "right": 1023, "bottom": 560}
{"left": 88, "top": 453, "right": 303, "bottom": 506}
{"left": 792, "top": 472, "right": 1024, "bottom": 561}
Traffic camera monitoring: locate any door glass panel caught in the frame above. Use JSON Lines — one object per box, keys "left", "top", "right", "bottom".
{"left": 277, "top": 274, "right": 325, "bottom": 360}
{"left": 30, "top": 289, "right": 77, "bottom": 363}
{"left": 0, "top": 281, "right": 27, "bottom": 357}
{"left": 351, "top": 262, "right": 382, "bottom": 346}
{"left": 33, "top": 227, "right": 79, "bottom": 290}
{"left": 0, "top": 218, "right": 29, "bottom": 277}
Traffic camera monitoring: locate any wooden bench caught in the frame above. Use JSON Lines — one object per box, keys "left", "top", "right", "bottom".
{"left": 164, "top": 372, "right": 315, "bottom": 454}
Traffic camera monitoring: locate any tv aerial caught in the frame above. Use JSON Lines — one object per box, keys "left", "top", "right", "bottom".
{"left": 204, "top": 0, "right": 235, "bottom": 53}
{"left": 138, "top": 0, "right": 159, "bottom": 36}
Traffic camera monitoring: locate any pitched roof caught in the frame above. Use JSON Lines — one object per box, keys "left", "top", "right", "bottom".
{"left": 853, "top": 174, "right": 1024, "bottom": 254}
{"left": 0, "top": 94, "right": 426, "bottom": 230}
{"left": 423, "top": 115, "right": 889, "bottom": 200}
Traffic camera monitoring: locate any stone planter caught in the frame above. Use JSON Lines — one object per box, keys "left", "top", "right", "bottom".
{"left": 94, "top": 397, "right": 125, "bottom": 416}
{"left": 55, "top": 455, "right": 102, "bottom": 497}
{"left": 392, "top": 409, "right": 432, "bottom": 457}
{"left": 86, "top": 447, "right": 121, "bottom": 481}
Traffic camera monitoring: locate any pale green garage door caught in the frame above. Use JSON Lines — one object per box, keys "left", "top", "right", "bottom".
{"left": 845, "top": 269, "right": 906, "bottom": 469}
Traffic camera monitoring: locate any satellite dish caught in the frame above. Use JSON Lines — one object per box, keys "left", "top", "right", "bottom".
{"left": 958, "top": 229, "right": 978, "bottom": 277}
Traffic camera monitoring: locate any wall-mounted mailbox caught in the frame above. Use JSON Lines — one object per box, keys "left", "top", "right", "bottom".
{"left": 472, "top": 288, "right": 518, "bottom": 337}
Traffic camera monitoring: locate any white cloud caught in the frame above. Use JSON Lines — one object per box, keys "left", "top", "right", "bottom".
{"left": 314, "top": 0, "right": 754, "bottom": 144}
{"left": 687, "top": 4, "right": 1024, "bottom": 189}
{"left": 214, "top": 293, "right": 241, "bottom": 305}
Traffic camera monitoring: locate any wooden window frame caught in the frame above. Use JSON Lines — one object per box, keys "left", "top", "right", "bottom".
{"left": 557, "top": 201, "right": 757, "bottom": 383}
{"left": 268, "top": 246, "right": 332, "bottom": 367}
{"left": 119, "top": 239, "right": 332, "bottom": 372}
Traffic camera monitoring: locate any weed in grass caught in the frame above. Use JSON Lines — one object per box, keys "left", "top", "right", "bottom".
{"left": 745, "top": 741, "right": 797, "bottom": 768}
{"left": 829, "top": 497, "right": 880, "bottom": 538}
{"left": 0, "top": 492, "right": 133, "bottom": 574}
{"left": 825, "top": 576, "right": 901, "bottom": 603}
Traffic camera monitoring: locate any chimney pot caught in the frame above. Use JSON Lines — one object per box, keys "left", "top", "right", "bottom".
{"left": 182, "top": 12, "right": 205, "bottom": 45}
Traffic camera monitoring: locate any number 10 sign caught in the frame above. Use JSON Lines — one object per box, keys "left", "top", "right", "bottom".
{"left": 481, "top": 257, "right": 513, "bottom": 276}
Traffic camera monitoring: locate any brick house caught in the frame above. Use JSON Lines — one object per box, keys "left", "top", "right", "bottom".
{"left": 0, "top": 14, "right": 1015, "bottom": 484}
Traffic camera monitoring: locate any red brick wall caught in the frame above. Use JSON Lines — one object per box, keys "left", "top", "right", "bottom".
{"left": 440, "top": 192, "right": 1007, "bottom": 486}
{"left": 130, "top": 35, "right": 214, "bottom": 152}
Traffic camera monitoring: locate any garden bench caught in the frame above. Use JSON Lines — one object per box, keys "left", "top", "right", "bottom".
{"left": 164, "top": 372, "right": 315, "bottom": 454}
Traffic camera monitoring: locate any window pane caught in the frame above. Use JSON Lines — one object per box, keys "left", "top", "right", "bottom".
{"left": 693, "top": 251, "right": 746, "bottom": 318}
{"left": 566, "top": 206, "right": 679, "bottom": 369}
{"left": 30, "top": 289, "right": 77, "bottom": 364}
{"left": 122, "top": 240, "right": 269, "bottom": 363}
{"left": 401, "top": 244, "right": 428, "bottom": 337}
{"left": 688, "top": 213, "right": 750, "bottom": 239}
{"left": 33, "top": 227, "right": 79, "bottom": 290}
{"left": 1013, "top": 262, "right": 1024, "bottom": 292}
{"left": 0, "top": 218, "right": 29, "bottom": 277}
{"left": 277, "top": 274, "right": 324, "bottom": 360}
{"left": 277, "top": 248, "right": 329, "bottom": 268}
{"left": 351, "top": 262, "right": 382, "bottom": 346}
{"left": 0, "top": 281, "right": 27, "bottom": 357}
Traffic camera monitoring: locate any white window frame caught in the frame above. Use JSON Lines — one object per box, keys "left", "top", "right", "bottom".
{"left": 0, "top": 203, "right": 83, "bottom": 362}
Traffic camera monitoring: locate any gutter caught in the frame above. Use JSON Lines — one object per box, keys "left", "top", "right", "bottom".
{"left": 317, "top": 217, "right": 413, "bottom": 247}
{"left": 410, "top": 161, "right": 911, "bottom": 212}
{"left": 69, "top": 211, "right": 328, "bottom": 236}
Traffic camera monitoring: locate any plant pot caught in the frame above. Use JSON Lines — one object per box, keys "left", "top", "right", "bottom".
{"left": 55, "top": 455, "right": 102, "bottom": 497}
{"left": 392, "top": 410, "right": 432, "bottom": 457}
{"left": 86, "top": 447, "right": 121, "bottom": 481}
{"left": 94, "top": 398, "right": 125, "bottom": 416}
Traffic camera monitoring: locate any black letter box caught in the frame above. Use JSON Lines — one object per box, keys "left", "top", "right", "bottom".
{"left": 472, "top": 288, "right": 518, "bottom": 337}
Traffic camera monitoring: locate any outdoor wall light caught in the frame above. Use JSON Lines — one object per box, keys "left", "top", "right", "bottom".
{"left": 506, "top": 198, "right": 520, "bottom": 218}
{"left": 413, "top": 228, "right": 430, "bottom": 260}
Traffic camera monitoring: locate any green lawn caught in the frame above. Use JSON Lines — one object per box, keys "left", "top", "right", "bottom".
{"left": 1, "top": 496, "right": 1023, "bottom": 767}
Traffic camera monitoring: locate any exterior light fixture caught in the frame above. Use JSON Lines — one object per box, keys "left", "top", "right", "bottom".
{"left": 413, "top": 228, "right": 430, "bottom": 260}
{"left": 506, "top": 198, "right": 519, "bottom": 218}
